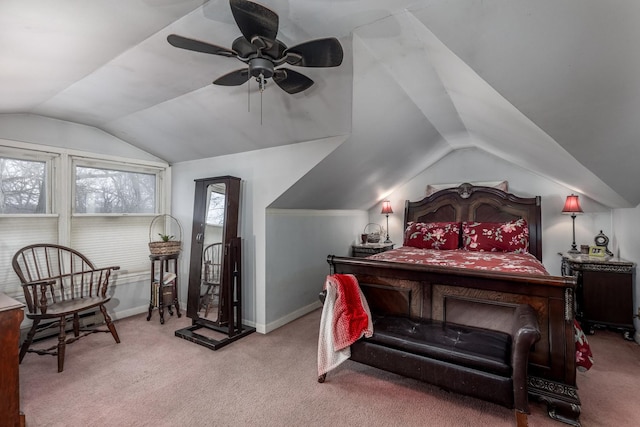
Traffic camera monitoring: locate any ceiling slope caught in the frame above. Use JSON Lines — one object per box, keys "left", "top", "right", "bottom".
{"left": 272, "top": 8, "right": 632, "bottom": 210}
{"left": 410, "top": 0, "right": 640, "bottom": 207}
{"left": 1, "top": 1, "right": 639, "bottom": 209}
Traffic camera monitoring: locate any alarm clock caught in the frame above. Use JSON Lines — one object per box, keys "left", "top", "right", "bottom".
{"left": 594, "top": 230, "right": 613, "bottom": 256}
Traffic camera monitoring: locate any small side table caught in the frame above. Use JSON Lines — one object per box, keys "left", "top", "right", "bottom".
{"left": 560, "top": 252, "right": 636, "bottom": 340}
{"left": 147, "top": 253, "right": 181, "bottom": 324}
{"left": 352, "top": 242, "right": 394, "bottom": 258}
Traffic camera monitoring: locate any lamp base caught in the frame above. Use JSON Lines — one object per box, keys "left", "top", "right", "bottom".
{"left": 384, "top": 238, "right": 392, "bottom": 244}
{"left": 567, "top": 248, "right": 581, "bottom": 254}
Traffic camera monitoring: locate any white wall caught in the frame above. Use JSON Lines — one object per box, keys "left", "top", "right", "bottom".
{"left": 370, "top": 147, "right": 613, "bottom": 276}
{"left": 170, "top": 137, "right": 344, "bottom": 333}
{"left": 612, "top": 206, "right": 640, "bottom": 339}
{"left": 0, "top": 114, "right": 164, "bottom": 163}
{"left": 265, "top": 209, "right": 368, "bottom": 330}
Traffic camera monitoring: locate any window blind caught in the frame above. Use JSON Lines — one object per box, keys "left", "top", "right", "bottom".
{"left": 70, "top": 216, "right": 153, "bottom": 274}
{"left": 0, "top": 216, "right": 58, "bottom": 296}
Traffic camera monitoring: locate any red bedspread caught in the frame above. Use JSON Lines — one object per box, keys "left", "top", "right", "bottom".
{"left": 367, "top": 247, "right": 593, "bottom": 371}
{"left": 368, "top": 247, "right": 549, "bottom": 275}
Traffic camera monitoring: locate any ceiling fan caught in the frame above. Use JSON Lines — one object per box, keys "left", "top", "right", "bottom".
{"left": 167, "top": 0, "right": 344, "bottom": 95}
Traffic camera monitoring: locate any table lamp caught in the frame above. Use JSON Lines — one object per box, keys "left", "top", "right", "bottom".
{"left": 381, "top": 200, "right": 393, "bottom": 243}
{"left": 562, "top": 194, "right": 583, "bottom": 254}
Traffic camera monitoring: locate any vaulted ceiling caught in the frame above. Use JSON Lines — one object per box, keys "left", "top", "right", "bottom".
{"left": 2, "top": 0, "right": 639, "bottom": 209}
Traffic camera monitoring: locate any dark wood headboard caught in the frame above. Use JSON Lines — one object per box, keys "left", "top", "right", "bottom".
{"left": 404, "top": 183, "right": 542, "bottom": 261}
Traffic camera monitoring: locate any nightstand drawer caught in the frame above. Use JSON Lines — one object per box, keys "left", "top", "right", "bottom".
{"left": 352, "top": 243, "right": 394, "bottom": 258}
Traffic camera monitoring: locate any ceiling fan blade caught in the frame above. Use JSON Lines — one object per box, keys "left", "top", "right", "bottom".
{"left": 230, "top": 0, "right": 279, "bottom": 43}
{"left": 213, "top": 69, "right": 250, "bottom": 86}
{"left": 273, "top": 68, "right": 314, "bottom": 94}
{"left": 262, "top": 39, "right": 287, "bottom": 61}
{"left": 285, "top": 38, "right": 343, "bottom": 67}
{"left": 231, "top": 36, "right": 258, "bottom": 58}
{"left": 167, "top": 34, "right": 236, "bottom": 57}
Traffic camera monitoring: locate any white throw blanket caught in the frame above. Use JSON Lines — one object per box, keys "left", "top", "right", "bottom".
{"left": 317, "top": 274, "right": 373, "bottom": 377}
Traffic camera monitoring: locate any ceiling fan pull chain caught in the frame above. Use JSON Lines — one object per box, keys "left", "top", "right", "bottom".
{"left": 259, "top": 73, "right": 265, "bottom": 125}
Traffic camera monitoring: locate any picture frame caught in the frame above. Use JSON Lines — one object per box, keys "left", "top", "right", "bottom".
{"left": 588, "top": 245, "right": 607, "bottom": 257}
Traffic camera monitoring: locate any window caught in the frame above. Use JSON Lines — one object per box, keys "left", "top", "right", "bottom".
{"left": 0, "top": 156, "right": 47, "bottom": 214}
{"left": 72, "top": 159, "right": 164, "bottom": 273}
{"left": 74, "top": 165, "right": 155, "bottom": 214}
{"left": 0, "top": 145, "right": 168, "bottom": 298}
{"left": 0, "top": 150, "right": 56, "bottom": 296}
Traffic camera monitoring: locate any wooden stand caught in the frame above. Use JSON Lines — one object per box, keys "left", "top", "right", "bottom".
{"left": 0, "top": 293, "right": 26, "bottom": 427}
{"left": 147, "top": 253, "right": 181, "bottom": 324}
{"left": 176, "top": 238, "right": 254, "bottom": 349}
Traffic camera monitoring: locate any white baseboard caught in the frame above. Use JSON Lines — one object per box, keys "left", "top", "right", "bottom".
{"left": 260, "top": 300, "right": 322, "bottom": 334}
{"left": 109, "top": 305, "right": 152, "bottom": 321}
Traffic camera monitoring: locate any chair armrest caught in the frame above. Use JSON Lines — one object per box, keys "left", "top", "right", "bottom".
{"left": 510, "top": 304, "right": 541, "bottom": 413}
{"left": 21, "top": 280, "right": 57, "bottom": 314}
{"left": 21, "top": 279, "right": 57, "bottom": 287}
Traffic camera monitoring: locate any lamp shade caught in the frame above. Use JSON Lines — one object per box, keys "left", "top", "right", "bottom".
{"left": 562, "top": 194, "right": 583, "bottom": 214}
{"left": 381, "top": 200, "right": 393, "bottom": 215}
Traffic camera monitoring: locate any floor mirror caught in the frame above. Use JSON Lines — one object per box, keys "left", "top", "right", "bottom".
{"left": 175, "top": 176, "right": 254, "bottom": 349}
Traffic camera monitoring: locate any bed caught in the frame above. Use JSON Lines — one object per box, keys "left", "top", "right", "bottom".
{"left": 327, "top": 183, "right": 583, "bottom": 426}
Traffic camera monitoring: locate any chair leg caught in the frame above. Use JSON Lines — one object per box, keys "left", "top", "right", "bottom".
{"left": 19, "top": 319, "right": 40, "bottom": 363}
{"left": 57, "top": 316, "right": 67, "bottom": 373}
{"left": 99, "top": 304, "right": 120, "bottom": 343}
{"left": 204, "top": 294, "right": 211, "bottom": 317}
{"left": 515, "top": 410, "right": 528, "bottom": 427}
{"left": 73, "top": 313, "right": 80, "bottom": 337}
{"left": 201, "top": 284, "right": 213, "bottom": 317}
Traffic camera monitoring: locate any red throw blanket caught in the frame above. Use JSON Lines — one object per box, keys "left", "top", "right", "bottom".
{"left": 317, "top": 274, "right": 373, "bottom": 377}
{"left": 575, "top": 319, "right": 594, "bottom": 371}
{"left": 330, "top": 274, "right": 372, "bottom": 350}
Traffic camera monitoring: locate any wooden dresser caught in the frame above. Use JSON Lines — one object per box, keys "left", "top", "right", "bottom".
{"left": 0, "top": 293, "right": 25, "bottom": 427}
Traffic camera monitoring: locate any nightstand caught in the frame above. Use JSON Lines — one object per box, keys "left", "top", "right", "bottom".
{"left": 351, "top": 242, "right": 394, "bottom": 258}
{"left": 560, "top": 252, "right": 636, "bottom": 340}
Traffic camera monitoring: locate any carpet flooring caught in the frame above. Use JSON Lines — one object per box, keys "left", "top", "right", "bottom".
{"left": 19, "top": 309, "right": 640, "bottom": 426}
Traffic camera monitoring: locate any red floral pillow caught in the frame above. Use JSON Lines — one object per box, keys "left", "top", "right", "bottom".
{"left": 404, "top": 222, "right": 460, "bottom": 250}
{"left": 461, "top": 219, "right": 529, "bottom": 253}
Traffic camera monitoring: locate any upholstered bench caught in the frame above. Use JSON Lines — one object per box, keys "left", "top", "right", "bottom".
{"left": 320, "top": 302, "right": 540, "bottom": 427}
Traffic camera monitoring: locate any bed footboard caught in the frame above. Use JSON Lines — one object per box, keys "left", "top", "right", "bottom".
{"left": 327, "top": 255, "right": 581, "bottom": 426}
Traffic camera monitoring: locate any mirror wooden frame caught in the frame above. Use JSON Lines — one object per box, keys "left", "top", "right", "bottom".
{"left": 175, "top": 176, "right": 254, "bottom": 349}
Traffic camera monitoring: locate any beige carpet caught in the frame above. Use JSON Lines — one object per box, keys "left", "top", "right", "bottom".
{"left": 19, "top": 309, "right": 640, "bottom": 427}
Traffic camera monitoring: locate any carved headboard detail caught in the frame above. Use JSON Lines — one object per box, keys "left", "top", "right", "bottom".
{"left": 404, "top": 183, "right": 543, "bottom": 261}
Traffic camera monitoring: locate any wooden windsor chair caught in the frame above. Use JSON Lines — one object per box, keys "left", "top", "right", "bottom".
{"left": 12, "top": 243, "right": 121, "bottom": 372}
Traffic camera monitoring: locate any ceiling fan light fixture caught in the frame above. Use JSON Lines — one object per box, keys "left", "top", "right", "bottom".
{"left": 249, "top": 57, "right": 274, "bottom": 79}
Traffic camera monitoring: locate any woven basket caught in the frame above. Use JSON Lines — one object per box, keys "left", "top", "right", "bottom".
{"left": 149, "top": 240, "right": 182, "bottom": 256}
{"left": 363, "top": 223, "right": 382, "bottom": 243}
{"left": 149, "top": 214, "right": 183, "bottom": 256}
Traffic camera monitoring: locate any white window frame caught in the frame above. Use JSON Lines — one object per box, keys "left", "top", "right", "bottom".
{"left": 71, "top": 156, "right": 163, "bottom": 216}
{"left": 0, "top": 145, "right": 57, "bottom": 216}
{"left": 68, "top": 157, "right": 167, "bottom": 274}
